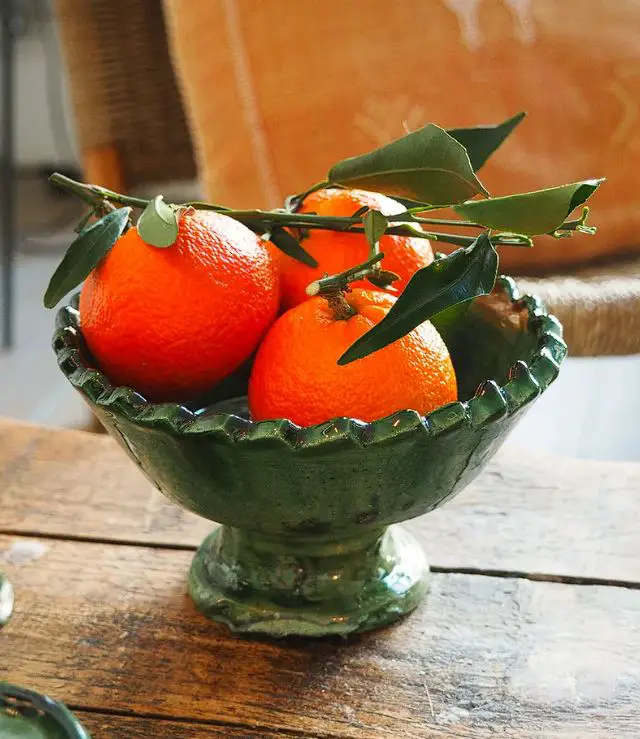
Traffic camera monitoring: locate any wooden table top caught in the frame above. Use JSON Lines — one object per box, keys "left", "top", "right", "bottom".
{"left": 1, "top": 417, "right": 639, "bottom": 738}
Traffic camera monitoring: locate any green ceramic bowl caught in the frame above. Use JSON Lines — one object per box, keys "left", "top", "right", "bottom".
{"left": 52, "top": 277, "right": 566, "bottom": 637}
{"left": 0, "top": 683, "right": 91, "bottom": 738}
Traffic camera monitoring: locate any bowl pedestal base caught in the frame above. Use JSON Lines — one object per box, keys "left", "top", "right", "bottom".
{"left": 188, "top": 524, "right": 429, "bottom": 637}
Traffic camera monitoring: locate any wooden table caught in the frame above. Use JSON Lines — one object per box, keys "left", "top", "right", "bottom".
{"left": 1, "top": 418, "right": 639, "bottom": 738}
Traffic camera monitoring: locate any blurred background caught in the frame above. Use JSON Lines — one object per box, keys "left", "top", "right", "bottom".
{"left": 0, "top": 0, "right": 638, "bottom": 459}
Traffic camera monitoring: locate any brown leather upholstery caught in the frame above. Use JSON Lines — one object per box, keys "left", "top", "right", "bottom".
{"left": 162, "top": 0, "right": 640, "bottom": 275}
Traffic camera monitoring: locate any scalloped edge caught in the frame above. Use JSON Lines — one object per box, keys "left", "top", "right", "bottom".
{"left": 52, "top": 277, "right": 566, "bottom": 450}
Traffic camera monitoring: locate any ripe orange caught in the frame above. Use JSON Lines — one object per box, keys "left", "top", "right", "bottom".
{"left": 80, "top": 211, "right": 279, "bottom": 401}
{"left": 248, "top": 289, "right": 457, "bottom": 427}
{"left": 273, "top": 188, "right": 434, "bottom": 310}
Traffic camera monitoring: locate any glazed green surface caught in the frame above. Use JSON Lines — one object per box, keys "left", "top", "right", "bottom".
{"left": 53, "top": 277, "right": 566, "bottom": 636}
{"left": 189, "top": 525, "right": 428, "bottom": 636}
{"left": 0, "top": 684, "right": 91, "bottom": 739}
{"left": 0, "top": 715, "right": 60, "bottom": 739}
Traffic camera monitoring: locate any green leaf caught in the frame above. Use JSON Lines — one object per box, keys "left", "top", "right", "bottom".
{"left": 447, "top": 112, "right": 526, "bottom": 171}
{"left": 268, "top": 227, "right": 318, "bottom": 267}
{"left": 338, "top": 233, "right": 498, "bottom": 365}
{"left": 44, "top": 208, "right": 131, "bottom": 309}
{"left": 137, "top": 195, "right": 181, "bottom": 247}
{"left": 430, "top": 301, "right": 472, "bottom": 346}
{"left": 363, "top": 210, "right": 388, "bottom": 251}
{"left": 453, "top": 179, "right": 604, "bottom": 235}
{"left": 328, "top": 124, "right": 489, "bottom": 206}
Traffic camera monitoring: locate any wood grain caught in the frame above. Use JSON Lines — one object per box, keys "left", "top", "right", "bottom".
{"left": 74, "top": 713, "right": 316, "bottom": 738}
{"left": 0, "top": 420, "right": 212, "bottom": 544}
{"left": 2, "top": 419, "right": 640, "bottom": 584}
{"left": 71, "top": 711, "right": 640, "bottom": 739}
{"left": 2, "top": 535, "right": 638, "bottom": 738}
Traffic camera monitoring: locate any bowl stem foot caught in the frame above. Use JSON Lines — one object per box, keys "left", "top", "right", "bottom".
{"left": 188, "top": 524, "right": 429, "bottom": 637}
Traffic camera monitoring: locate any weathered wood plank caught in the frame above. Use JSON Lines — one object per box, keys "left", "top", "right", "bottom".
{"left": 0, "top": 419, "right": 211, "bottom": 545}
{"left": 2, "top": 536, "right": 638, "bottom": 738}
{"left": 69, "top": 710, "right": 640, "bottom": 739}
{"left": 2, "top": 419, "right": 639, "bottom": 583}
{"left": 74, "top": 713, "right": 323, "bottom": 738}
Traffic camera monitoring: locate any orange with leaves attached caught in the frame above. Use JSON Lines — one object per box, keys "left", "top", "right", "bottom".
{"left": 80, "top": 211, "right": 279, "bottom": 401}
{"left": 248, "top": 289, "right": 457, "bottom": 427}
{"left": 273, "top": 188, "right": 434, "bottom": 309}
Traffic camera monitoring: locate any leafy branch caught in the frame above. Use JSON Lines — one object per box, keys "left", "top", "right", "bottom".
{"left": 44, "top": 111, "right": 604, "bottom": 367}
{"left": 338, "top": 234, "right": 498, "bottom": 365}
{"left": 48, "top": 173, "right": 482, "bottom": 245}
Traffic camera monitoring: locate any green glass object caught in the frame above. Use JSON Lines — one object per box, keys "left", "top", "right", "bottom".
{"left": 52, "top": 277, "right": 566, "bottom": 637}
{"left": 0, "top": 684, "right": 91, "bottom": 738}
{"left": 0, "top": 573, "right": 13, "bottom": 627}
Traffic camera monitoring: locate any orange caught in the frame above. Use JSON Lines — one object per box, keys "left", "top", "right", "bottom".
{"left": 248, "top": 289, "right": 457, "bottom": 427}
{"left": 273, "top": 188, "right": 434, "bottom": 310}
{"left": 80, "top": 211, "right": 279, "bottom": 401}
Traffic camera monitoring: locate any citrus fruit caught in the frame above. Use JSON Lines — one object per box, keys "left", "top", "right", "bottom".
{"left": 273, "top": 188, "right": 434, "bottom": 310}
{"left": 80, "top": 211, "right": 279, "bottom": 401}
{"left": 248, "top": 289, "right": 457, "bottom": 426}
